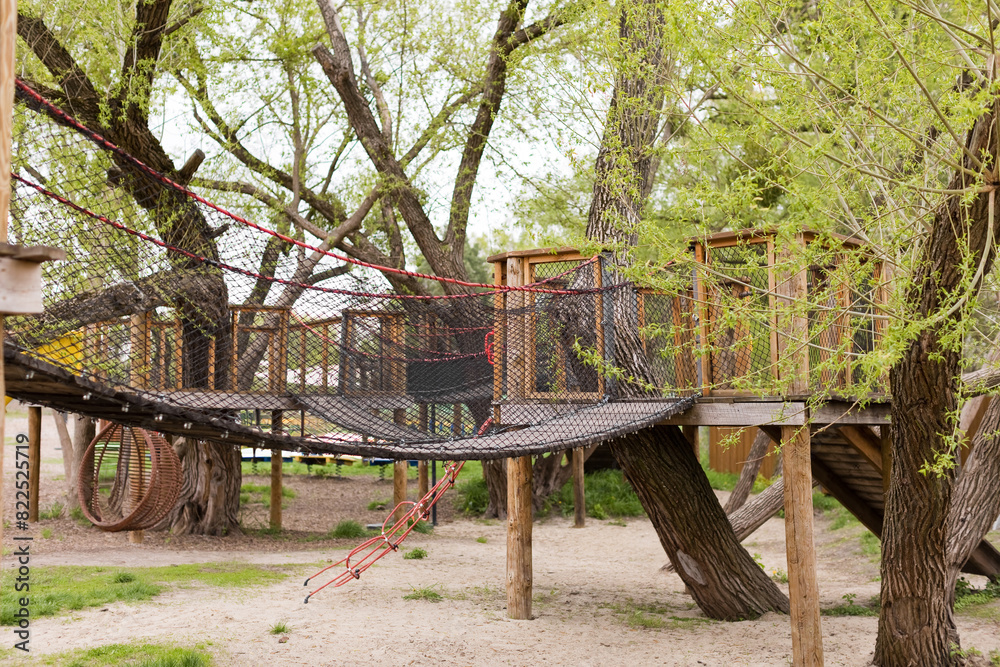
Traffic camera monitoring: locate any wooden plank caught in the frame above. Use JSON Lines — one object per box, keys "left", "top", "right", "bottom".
{"left": 837, "top": 424, "right": 885, "bottom": 472}
{"left": 572, "top": 447, "right": 585, "bottom": 528}
{"left": 781, "top": 424, "right": 823, "bottom": 667}
{"left": 270, "top": 410, "right": 283, "bottom": 531}
{"left": 812, "top": 402, "right": 891, "bottom": 425}
{"left": 660, "top": 401, "right": 807, "bottom": 427}
{"left": 506, "top": 454, "right": 533, "bottom": 620}
{"left": 693, "top": 241, "right": 713, "bottom": 394}
{"left": 27, "top": 405, "right": 40, "bottom": 522}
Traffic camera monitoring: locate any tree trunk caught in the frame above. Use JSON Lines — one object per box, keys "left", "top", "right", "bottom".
{"left": 160, "top": 438, "right": 242, "bottom": 536}
{"left": 613, "top": 425, "right": 789, "bottom": 619}
{"left": 483, "top": 459, "right": 507, "bottom": 519}
{"left": 69, "top": 415, "right": 95, "bottom": 513}
{"left": 52, "top": 411, "right": 75, "bottom": 511}
{"left": 875, "top": 101, "right": 1000, "bottom": 665}
{"left": 725, "top": 430, "right": 770, "bottom": 513}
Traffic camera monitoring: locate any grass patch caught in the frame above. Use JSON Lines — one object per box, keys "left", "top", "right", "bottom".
{"left": 823, "top": 593, "right": 879, "bottom": 617}
{"left": 328, "top": 520, "right": 374, "bottom": 539}
{"left": 955, "top": 577, "right": 1000, "bottom": 612}
{"left": 39, "top": 502, "right": 64, "bottom": 520}
{"left": 603, "top": 599, "right": 709, "bottom": 630}
{"left": 812, "top": 491, "right": 840, "bottom": 512}
{"left": 859, "top": 531, "right": 881, "bottom": 557}
{"left": 70, "top": 506, "right": 90, "bottom": 527}
{"left": 455, "top": 476, "right": 490, "bottom": 515}
{"left": 28, "top": 642, "right": 212, "bottom": 666}
{"left": 408, "top": 519, "right": 433, "bottom": 534}
{"left": 41, "top": 528, "right": 53, "bottom": 539}
{"left": 270, "top": 621, "right": 290, "bottom": 635}
{"left": 242, "top": 459, "right": 483, "bottom": 482}
{"left": 476, "top": 536, "right": 488, "bottom": 544}
{"left": 403, "top": 547, "right": 427, "bottom": 560}
{"left": 239, "top": 483, "right": 296, "bottom": 509}
{"left": 0, "top": 562, "right": 287, "bottom": 625}
{"left": 557, "top": 469, "right": 644, "bottom": 519}
{"left": 367, "top": 498, "right": 390, "bottom": 511}
{"left": 403, "top": 586, "right": 443, "bottom": 602}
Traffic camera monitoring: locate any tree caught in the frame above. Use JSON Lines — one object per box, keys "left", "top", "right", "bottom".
{"left": 668, "top": 0, "right": 1000, "bottom": 661}
{"left": 576, "top": 0, "right": 790, "bottom": 620}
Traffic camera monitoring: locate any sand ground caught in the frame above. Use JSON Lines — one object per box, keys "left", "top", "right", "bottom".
{"left": 2, "top": 407, "right": 999, "bottom": 666}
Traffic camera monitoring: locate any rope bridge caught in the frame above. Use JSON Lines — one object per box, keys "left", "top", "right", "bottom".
{"left": 4, "top": 79, "right": 698, "bottom": 460}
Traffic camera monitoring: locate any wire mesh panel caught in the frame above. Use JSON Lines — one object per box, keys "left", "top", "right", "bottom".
{"left": 637, "top": 289, "right": 698, "bottom": 395}
{"left": 703, "top": 239, "right": 774, "bottom": 392}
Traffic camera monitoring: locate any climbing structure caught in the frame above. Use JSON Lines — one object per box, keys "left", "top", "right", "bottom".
{"left": 3, "top": 79, "right": 705, "bottom": 459}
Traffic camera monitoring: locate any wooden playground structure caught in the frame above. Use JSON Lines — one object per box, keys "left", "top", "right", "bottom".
{"left": 0, "top": 3, "right": 998, "bottom": 664}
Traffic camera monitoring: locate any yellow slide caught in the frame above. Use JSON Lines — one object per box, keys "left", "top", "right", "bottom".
{"left": 5, "top": 332, "right": 85, "bottom": 406}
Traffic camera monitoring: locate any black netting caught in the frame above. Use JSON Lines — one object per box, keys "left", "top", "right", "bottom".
{"left": 4, "top": 81, "right": 697, "bottom": 460}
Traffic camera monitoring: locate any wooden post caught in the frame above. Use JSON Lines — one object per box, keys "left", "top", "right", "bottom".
{"left": 127, "top": 430, "right": 145, "bottom": 544}
{"left": 507, "top": 454, "right": 533, "bottom": 619}
{"left": 782, "top": 424, "right": 823, "bottom": 667}
{"left": 393, "top": 408, "right": 408, "bottom": 522}
{"left": 0, "top": 0, "right": 17, "bottom": 565}
{"left": 505, "top": 255, "right": 533, "bottom": 619}
{"left": 572, "top": 447, "right": 585, "bottom": 528}
{"left": 27, "top": 406, "right": 40, "bottom": 522}
{"left": 417, "top": 403, "right": 429, "bottom": 498}
{"left": 270, "top": 410, "right": 283, "bottom": 531}
{"left": 682, "top": 424, "right": 699, "bottom": 458}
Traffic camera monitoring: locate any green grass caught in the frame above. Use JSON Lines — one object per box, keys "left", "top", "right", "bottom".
{"left": 327, "top": 520, "right": 374, "bottom": 539}
{"left": 41, "top": 528, "right": 53, "bottom": 539}
{"left": 557, "top": 469, "right": 645, "bottom": 519}
{"left": 39, "top": 502, "right": 65, "bottom": 520}
{"left": 955, "top": 577, "right": 1000, "bottom": 613}
{"left": 403, "top": 547, "right": 427, "bottom": 560}
{"left": 403, "top": 586, "right": 443, "bottom": 602}
{"left": 603, "top": 599, "right": 711, "bottom": 630}
{"left": 455, "top": 476, "right": 490, "bottom": 515}
{"left": 269, "top": 621, "right": 290, "bottom": 635}
{"left": 408, "top": 519, "right": 433, "bottom": 534}
{"left": 823, "top": 593, "right": 879, "bottom": 617}
{"left": 239, "top": 483, "right": 296, "bottom": 509}
{"left": 476, "top": 536, "right": 488, "bottom": 543}
{"left": 29, "top": 642, "right": 212, "bottom": 666}
{"left": 367, "top": 498, "right": 390, "bottom": 511}
{"left": 0, "top": 562, "right": 287, "bottom": 625}
{"left": 70, "top": 506, "right": 90, "bottom": 526}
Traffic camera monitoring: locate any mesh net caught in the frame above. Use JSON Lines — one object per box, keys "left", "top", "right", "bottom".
{"left": 4, "top": 80, "right": 696, "bottom": 460}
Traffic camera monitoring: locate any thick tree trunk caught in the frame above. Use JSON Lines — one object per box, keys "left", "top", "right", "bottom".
{"left": 483, "top": 459, "right": 507, "bottom": 519}
{"left": 160, "top": 438, "right": 242, "bottom": 536}
{"left": 875, "top": 102, "right": 1000, "bottom": 665}
{"left": 612, "top": 426, "right": 789, "bottom": 619}
{"left": 52, "top": 411, "right": 75, "bottom": 511}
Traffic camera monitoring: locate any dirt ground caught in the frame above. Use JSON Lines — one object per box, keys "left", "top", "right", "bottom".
{"left": 3, "top": 407, "right": 999, "bottom": 666}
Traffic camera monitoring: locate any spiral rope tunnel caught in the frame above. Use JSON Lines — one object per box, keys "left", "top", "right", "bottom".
{"left": 77, "top": 423, "right": 182, "bottom": 531}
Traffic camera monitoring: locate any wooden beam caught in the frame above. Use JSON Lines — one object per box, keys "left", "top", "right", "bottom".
{"left": 810, "top": 456, "right": 883, "bottom": 537}
{"left": 27, "top": 405, "right": 40, "bottom": 522}
{"left": 507, "top": 454, "right": 533, "bottom": 619}
{"left": 781, "top": 424, "right": 823, "bottom": 667}
{"left": 572, "top": 447, "right": 585, "bottom": 528}
{"left": 660, "top": 401, "right": 807, "bottom": 427}
{"left": 270, "top": 410, "right": 283, "bottom": 531}
{"left": 838, "top": 425, "right": 883, "bottom": 472}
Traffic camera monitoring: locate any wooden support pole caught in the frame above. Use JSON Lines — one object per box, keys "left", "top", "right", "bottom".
{"left": 782, "top": 425, "right": 823, "bottom": 667}
{"left": 507, "top": 454, "right": 533, "bottom": 619}
{"left": 393, "top": 461, "right": 408, "bottom": 522}
{"left": 27, "top": 406, "right": 41, "bottom": 522}
{"left": 127, "top": 430, "right": 144, "bottom": 544}
{"left": 270, "top": 410, "right": 283, "bottom": 531}
{"left": 682, "top": 424, "right": 699, "bottom": 458}
{"left": 0, "top": 0, "right": 18, "bottom": 567}
{"left": 418, "top": 461, "right": 429, "bottom": 499}
{"left": 572, "top": 447, "right": 586, "bottom": 528}
{"left": 393, "top": 408, "right": 408, "bottom": 522}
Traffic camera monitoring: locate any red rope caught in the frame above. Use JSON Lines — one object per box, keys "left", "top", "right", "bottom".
{"left": 15, "top": 79, "right": 599, "bottom": 294}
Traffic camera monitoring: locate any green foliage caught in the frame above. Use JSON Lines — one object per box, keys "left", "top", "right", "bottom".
{"left": 476, "top": 536, "right": 488, "bottom": 543}
{"left": 269, "top": 621, "right": 290, "bottom": 635}
{"left": 41, "top": 528, "right": 53, "bottom": 539}
{"left": 70, "top": 506, "right": 89, "bottom": 526}
{"left": 455, "top": 476, "right": 490, "bottom": 516}
{"left": 954, "top": 578, "right": 1000, "bottom": 612}
{"left": 770, "top": 568, "right": 788, "bottom": 584}
{"left": 403, "top": 586, "right": 443, "bottom": 602}
{"left": 367, "top": 498, "right": 389, "bottom": 511}
{"left": 557, "top": 469, "right": 645, "bottom": 518}
{"left": 327, "top": 520, "right": 373, "bottom": 540}
{"left": 811, "top": 492, "right": 840, "bottom": 513}
{"left": 39, "top": 502, "right": 65, "bottom": 520}
{"left": 0, "top": 562, "right": 287, "bottom": 625}
{"left": 859, "top": 531, "right": 881, "bottom": 558}
{"left": 824, "top": 593, "right": 879, "bottom": 617}
{"left": 239, "top": 483, "right": 296, "bottom": 509}
{"left": 403, "top": 548, "right": 428, "bottom": 560}
{"left": 408, "top": 519, "right": 433, "bottom": 534}
{"left": 31, "top": 643, "right": 211, "bottom": 667}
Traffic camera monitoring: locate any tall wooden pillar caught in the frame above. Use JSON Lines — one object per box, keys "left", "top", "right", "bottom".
{"left": 782, "top": 425, "right": 822, "bottom": 667}
{"left": 775, "top": 232, "right": 822, "bottom": 666}
{"left": 27, "top": 406, "right": 40, "bottom": 522}
{"left": 0, "top": 0, "right": 17, "bottom": 570}
{"left": 572, "top": 448, "right": 586, "bottom": 528}
{"left": 505, "top": 255, "right": 533, "bottom": 619}
{"left": 270, "top": 410, "right": 283, "bottom": 531}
